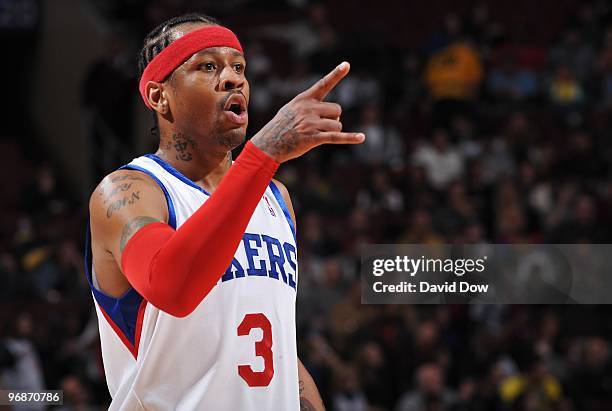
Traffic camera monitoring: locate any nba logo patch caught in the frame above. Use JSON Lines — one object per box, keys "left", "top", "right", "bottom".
{"left": 264, "top": 195, "right": 276, "bottom": 217}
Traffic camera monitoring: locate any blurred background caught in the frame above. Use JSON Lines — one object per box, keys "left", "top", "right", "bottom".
{"left": 1, "top": 0, "right": 612, "bottom": 410}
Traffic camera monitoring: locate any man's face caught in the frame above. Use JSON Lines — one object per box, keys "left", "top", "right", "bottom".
{"left": 163, "top": 24, "right": 250, "bottom": 151}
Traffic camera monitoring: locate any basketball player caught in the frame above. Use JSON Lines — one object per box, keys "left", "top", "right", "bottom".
{"left": 86, "top": 13, "right": 364, "bottom": 411}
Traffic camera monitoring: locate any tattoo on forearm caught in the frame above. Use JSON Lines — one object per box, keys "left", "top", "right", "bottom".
{"left": 254, "top": 107, "right": 300, "bottom": 158}
{"left": 120, "top": 216, "right": 160, "bottom": 252}
{"left": 106, "top": 191, "right": 141, "bottom": 218}
{"left": 172, "top": 132, "right": 198, "bottom": 161}
{"left": 300, "top": 399, "right": 316, "bottom": 411}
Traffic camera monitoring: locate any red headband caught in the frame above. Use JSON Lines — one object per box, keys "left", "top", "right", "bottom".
{"left": 139, "top": 25, "right": 243, "bottom": 108}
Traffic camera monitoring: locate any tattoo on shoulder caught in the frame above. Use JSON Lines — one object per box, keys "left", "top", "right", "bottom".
{"left": 120, "top": 216, "right": 161, "bottom": 252}
{"left": 99, "top": 174, "right": 144, "bottom": 198}
{"left": 172, "top": 132, "right": 198, "bottom": 161}
{"left": 106, "top": 191, "right": 142, "bottom": 218}
{"left": 102, "top": 182, "right": 133, "bottom": 203}
{"left": 110, "top": 174, "right": 144, "bottom": 183}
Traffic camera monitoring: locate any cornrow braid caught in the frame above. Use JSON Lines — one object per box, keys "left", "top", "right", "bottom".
{"left": 138, "top": 13, "right": 220, "bottom": 79}
{"left": 137, "top": 13, "right": 220, "bottom": 138}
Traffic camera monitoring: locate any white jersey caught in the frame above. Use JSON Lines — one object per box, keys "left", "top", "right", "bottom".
{"left": 85, "top": 153, "right": 299, "bottom": 410}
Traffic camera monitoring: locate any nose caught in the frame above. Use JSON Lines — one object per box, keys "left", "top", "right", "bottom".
{"left": 219, "top": 66, "right": 245, "bottom": 91}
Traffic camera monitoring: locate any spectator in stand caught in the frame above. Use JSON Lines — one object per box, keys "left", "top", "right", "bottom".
{"left": 568, "top": 337, "right": 612, "bottom": 410}
{"left": 464, "top": 3, "right": 490, "bottom": 44}
{"left": 356, "top": 170, "right": 404, "bottom": 214}
{"left": 393, "top": 53, "right": 424, "bottom": 119}
{"left": 399, "top": 209, "right": 444, "bottom": 244}
{"left": 353, "top": 104, "right": 405, "bottom": 167}
{"left": 54, "top": 240, "right": 87, "bottom": 298}
{"left": 21, "top": 164, "right": 69, "bottom": 223}
{"left": 272, "top": 58, "right": 320, "bottom": 102}
{"left": 558, "top": 130, "right": 607, "bottom": 181}
{"left": 357, "top": 341, "right": 394, "bottom": 410}
{"left": 309, "top": 25, "right": 340, "bottom": 75}
{"left": 500, "top": 356, "right": 562, "bottom": 411}
{"left": 548, "top": 193, "right": 607, "bottom": 242}
{"left": 243, "top": 41, "right": 274, "bottom": 130}
{"left": 261, "top": 2, "right": 334, "bottom": 58}
{"left": 424, "top": 40, "right": 483, "bottom": 125}
{"left": 494, "top": 180, "right": 541, "bottom": 243}
{"left": 501, "top": 111, "right": 537, "bottom": 162}
{"left": 0, "top": 313, "right": 46, "bottom": 411}
{"left": 487, "top": 55, "right": 539, "bottom": 101}
{"left": 549, "top": 29, "right": 595, "bottom": 82}
{"left": 332, "top": 366, "right": 368, "bottom": 411}
{"left": 450, "top": 115, "right": 482, "bottom": 160}
{"left": 395, "top": 363, "right": 457, "bottom": 411}
{"left": 548, "top": 65, "right": 585, "bottom": 109}
{"left": 433, "top": 181, "right": 478, "bottom": 239}
{"left": 413, "top": 128, "right": 465, "bottom": 190}
{"left": 56, "top": 374, "right": 101, "bottom": 411}
{"left": 335, "top": 70, "right": 382, "bottom": 111}
{"left": 0, "top": 250, "right": 20, "bottom": 298}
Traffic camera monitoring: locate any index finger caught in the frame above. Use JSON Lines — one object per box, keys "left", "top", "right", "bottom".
{"left": 300, "top": 61, "right": 350, "bottom": 101}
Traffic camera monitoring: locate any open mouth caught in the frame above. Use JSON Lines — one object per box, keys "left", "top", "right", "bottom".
{"left": 228, "top": 103, "right": 242, "bottom": 115}
{"left": 223, "top": 94, "right": 247, "bottom": 116}
{"left": 222, "top": 93, "right": 248, "bottom": 125}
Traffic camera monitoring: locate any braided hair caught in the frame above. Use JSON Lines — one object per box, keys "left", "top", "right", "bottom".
{"left": 138, "top": 13, "right": 220, "bottom": 137}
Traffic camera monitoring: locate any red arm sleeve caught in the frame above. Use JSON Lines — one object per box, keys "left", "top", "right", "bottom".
{"left": 120, "top": 141, "right": 279, "bottom": 317}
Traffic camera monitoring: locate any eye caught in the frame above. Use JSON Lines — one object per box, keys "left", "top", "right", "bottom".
{"left": 233, "top": 63, "right": 245, "bottom": 74}
{"left": 200, "top": 62, "right": 216, "bottom": 72}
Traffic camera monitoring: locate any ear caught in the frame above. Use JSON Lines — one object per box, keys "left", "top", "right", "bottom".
{"left": 145, "top": 81, "right": 170, "bottom": 115}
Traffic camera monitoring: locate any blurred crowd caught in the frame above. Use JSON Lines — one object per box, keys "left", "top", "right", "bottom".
{"left": 1, "top": 0, "right": 612, "bottom": 410}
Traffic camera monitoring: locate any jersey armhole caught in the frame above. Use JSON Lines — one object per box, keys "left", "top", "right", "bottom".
{"left": 268, "top": 181, "right": 296, "bottom": 241}
{"left": 84, "top": 225, "right": 146, "bottom": 358}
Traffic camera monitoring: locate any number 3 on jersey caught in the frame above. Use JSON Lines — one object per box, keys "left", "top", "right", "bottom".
{"left": 237, "top": 313, "right": 274, "bottom": 387}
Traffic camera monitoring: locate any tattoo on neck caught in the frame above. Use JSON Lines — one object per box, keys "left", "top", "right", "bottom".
{"left": 106, "top": 191, "right": 141, "bottom": 218}
{"left": 120, "top": 216, "right": 160, "bottom": 252}
{"left": 172, "top": 132, "right": 198, "bottom": 161}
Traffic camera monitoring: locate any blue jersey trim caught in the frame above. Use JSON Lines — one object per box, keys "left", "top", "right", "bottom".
{"left": 118, "top": 164, "right": 177, "bottom": 229}
{"left": 84, "top": 226, "right": 143, "bottom": 346}
{"left": 144, "top": 154, "right": 211, "bottom": 197}
{"left": 269, "top": 181, "right": 296, "bottom": 241}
